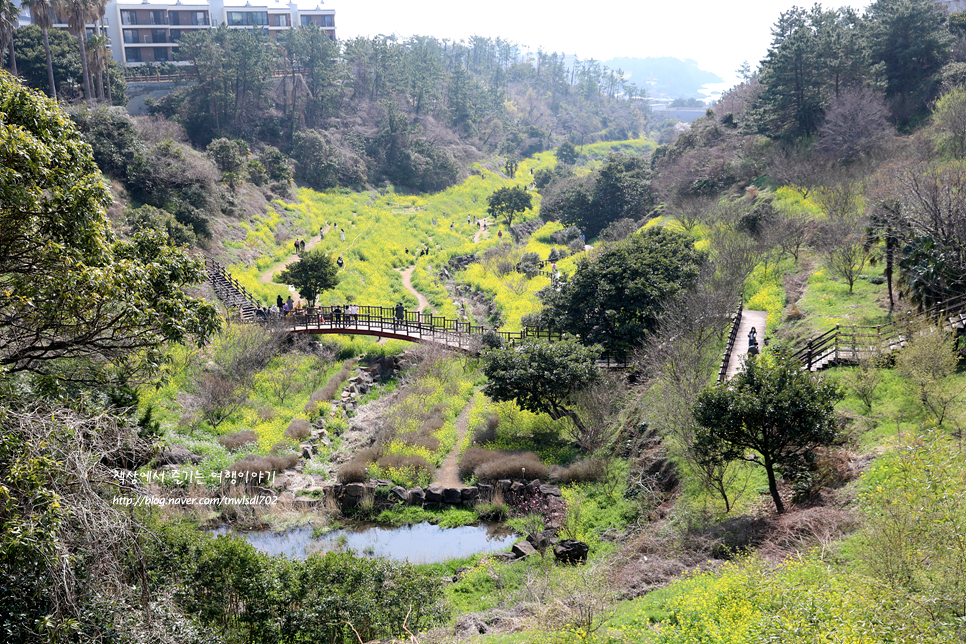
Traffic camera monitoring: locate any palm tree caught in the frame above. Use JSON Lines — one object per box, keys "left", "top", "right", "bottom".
{"left": 0, "top": 0, "right": 19, "bottom": 76}
{"left": 89, "top": 0, "right": 107, "bottom": 101}
{"left": 59, "top": 0, "right": 92, "bottom": 102}
{"left": 22, "top": 0, "right": 56, "bottom": 97}
{"left": 86, "top": 32, "right": 106, "bottom": 100}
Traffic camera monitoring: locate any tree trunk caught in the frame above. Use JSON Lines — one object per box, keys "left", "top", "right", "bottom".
{"left": 763, "top": 456, "right": 785, "bottom": 514}
{"left": 42, "top": 28, "right": 56, "bottom": 98}
{"left": 94, "top": 22, "right": 104, "bottom": 101}
{"left": 7, "top": 37, "right": 15, "bottom": 76}
{"left": 77, "top": 31, "right": 93, "bottom": 103}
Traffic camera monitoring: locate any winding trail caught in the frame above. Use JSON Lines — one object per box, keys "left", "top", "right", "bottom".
{"left": 260, "top": 225, "right": 330, "bottom": 284}
{"left": 473, "top": 217, "right": 488, "bottom": 244}
{"left": 433, "top": 395, "right": 474, "bottom": 488}
{"left": 397, "top": 265, "right": 435, "bottom": 313}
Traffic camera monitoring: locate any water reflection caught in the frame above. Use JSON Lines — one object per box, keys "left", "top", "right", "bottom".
{"left": 212, "top": 522, "right": 516, "bottom": 563}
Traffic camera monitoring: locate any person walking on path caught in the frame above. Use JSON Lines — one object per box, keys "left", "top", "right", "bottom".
{"left": 450, "top": 222, "right": 454, "bottom": 231}
{"left": 293, "top": 239, "right": 299, "bottom": 255}
{"left": 340, "top": 229, "right": 346, "bottom": 241}
{"left": 286, "top": 296, "right": 294, "bottom": 310}
{"left": 277, "top": 294, "right": 284, "bottom": 309}
{"left": 748, "top": 326, "right": 759, "bottom": 356}
{"left": 337, "top": 256, "right": 344, "bottom": 269}
{"left": 498, "top": 230, "right": 503, "bottom": 241}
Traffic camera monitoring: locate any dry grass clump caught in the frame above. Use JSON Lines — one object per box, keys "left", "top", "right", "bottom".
{"left": 217, "top": 430, "right": 258, "bottom": 450}
{"left": 229, "top": 453, "right": 298, "bottom": 478}
{"left": 315, "top": 360, "right": 355, "bottom": 403}
{"left": 284, "top": 418, "right": 311, "bottom": 441}
{"left": 398, "top": 432, "right": 440, "bottom": 452}
{"left": 472, "top": 413, "right": 500, "bottom": 444}
{"left": 460, "top": 446, "right": 548, "bottom": 481}
{"left": 337, "top": 460, "right": 369, "bottom": 484}
{"left": 257, "top": 406, "right": 277, "bottom": 422}
{"left": 549, "top": 458, "right": 605, "bottom": 484}
{"left": 337, "top": 447, "right": 381, "bottom": 484}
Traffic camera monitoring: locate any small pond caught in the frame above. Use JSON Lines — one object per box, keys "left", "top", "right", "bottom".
{"left": 212, "top": 522, "right": 517, "bottom": 563}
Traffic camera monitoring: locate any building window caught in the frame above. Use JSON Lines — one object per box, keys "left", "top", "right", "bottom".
{"left": 170, "top": 29, "right": 181, "bottom": 41}
{"left": 299, "top": 15, "right": 314, "bottom": 26}
{"left": 228, "top": 11, "right": 268, "bottom": 26}
{"left": 273, "top": 14, "right": 289, "bottom": 26}
{"left": 123, "top": 29, "right": 138, "bottom": 44}
{"left": 169, "top": 11, "right": 180, "bottom": 26}
{"left": 321, "top": 15, "right": 333, "bottom": 27}
{"left": 152, "top": 29, "right": 166, "bottom": 43}
{"left": 154, "top": 47, "right": 168, "bottom": 61}
{"left": 121, "top": 10, "right": 136, "bottom": 25}
{"left": 192, "top": 11, "right": 208, "bottom": 26}
{"left": 151, "top": 10, "right": 166, "bottom": 25}
{"left": 126, "top": 48, "right": 141, "bottom": 63}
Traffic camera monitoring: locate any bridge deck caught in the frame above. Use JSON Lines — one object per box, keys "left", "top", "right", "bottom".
{"left": 726, "top": 310, "right": 767, "bottom": 379}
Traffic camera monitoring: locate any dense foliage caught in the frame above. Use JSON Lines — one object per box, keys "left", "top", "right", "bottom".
{"left": 538, "top": 227, "right": 704, "bottom": 358}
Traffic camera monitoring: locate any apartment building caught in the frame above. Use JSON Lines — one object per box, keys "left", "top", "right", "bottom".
{"left": 17, "top": 0, "right": 335, "bottom": 67}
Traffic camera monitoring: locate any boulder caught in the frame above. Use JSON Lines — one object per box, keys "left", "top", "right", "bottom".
{"left": 553, "top": 539, "right": 589, "bottom": 564}
{"left": 156, "top": 446, "right": 202, "bottom": 465}
{"left": 425, "top": 483, "right": 444, "bottom": 503}
{"left": 477, "top": 483, "right": 494, "bottom": 499}
{"left": 509, "top": 481, "right": 526, "bottom": 495}
{"left": 539, "top": 484, "right": 562, "bottom": 497}
{"left": 300, "top": 444, "right": 314, "bottom": 460}
{"left": 527, "top": 529, "right": 559, "bottom": 551}
{"left": 497, "top": 479, "right": 512, "bottom": 492}
{"left": 390, "top": 486, "right": 410, "bottom": 503}
{"left": 489, "top": 552, "right": 517, "bottom": 563}
{"left": 527, "top": 479, "right": 543, "bottom": 493}
{"left": 372, "top": 479, "right": 393, "bottom": 488}
{"left": 443, "top": 487, "right": 463, "bottom": 504}
{"left": 452, "top": 566, "right": 472, "bottom": 582}
{"left": 408, "top": 487, "right": 425, "bottom": 505}
{"left": 278, "top": 491, "right": 296, "bottom": 504}
{"left": 461, "top": 486, "right": 479, "bottom": 502}
{"left": 511, "top": 540, "right": 537, "bottom": 559}
{"left": 343, "top": 482, "right": 366, "bottom": 498}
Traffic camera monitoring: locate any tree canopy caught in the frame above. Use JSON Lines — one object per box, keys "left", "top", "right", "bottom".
{"left": 487, "top": 185, "right": 532, "bottom": 227}
{"left": 692, "top": 351, "right": 842, "bottom": 514}
{"left": 481, "top": 338, "right": 601, "bottom": 450}
{"left": 0, "top": 70, "right": 219, "bottom": 385}
{"left": 539, "top": 227, "right": 704, "bottom": 359}
{"left": 278, "top": 250, "right": 340, "bottom": 306}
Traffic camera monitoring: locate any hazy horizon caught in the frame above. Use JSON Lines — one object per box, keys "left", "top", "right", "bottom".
{"left": 337, "top": 0, "right": 875, "bottom": 92}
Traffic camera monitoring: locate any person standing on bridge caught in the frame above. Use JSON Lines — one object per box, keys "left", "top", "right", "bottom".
{"left": 395, "top": 302, "right": 405, "bottom": 329}
{"left": 277, "top": 294, "right": 284, "bottom": 309}
{"left": 332, "top": 305, "right": 342, "bottom": 325}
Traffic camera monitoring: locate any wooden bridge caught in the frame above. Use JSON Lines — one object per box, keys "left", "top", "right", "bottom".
{"left": 788, "top": 293, "right": 966, "bottom": 371}
{"left": 716, "top": 291, "right": 966, "bottom": 378}
{"left": 205, "top": 258, "right": 627, "bottom": 366}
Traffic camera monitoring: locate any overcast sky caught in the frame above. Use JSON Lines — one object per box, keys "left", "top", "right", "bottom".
{"left": 336, "top": 0, "right": 874, "bottom": 89}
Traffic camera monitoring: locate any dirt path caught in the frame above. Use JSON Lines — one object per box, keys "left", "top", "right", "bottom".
{"left": 473, "top": 217, "right": 488, "bottom": 244}
{"left": 397, "top": 265, "right": 435, "bottom": 313}
{"left": 259, "top": 225, "right": 331, "bottom": 284}
{"left": 433, "top": 396, "right": 474, "bottom": 488}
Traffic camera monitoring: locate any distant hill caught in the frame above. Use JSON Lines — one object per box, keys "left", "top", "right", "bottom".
{"left": 602, "top": 56, "right": 722, "bottom": 99}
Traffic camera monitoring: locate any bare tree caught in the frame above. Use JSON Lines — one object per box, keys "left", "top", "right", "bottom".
{"left": 816, "top": 86, "right": 894, "bottom": 165}
{"left": 814, "top": 183, "right": 868, "bottom": 293}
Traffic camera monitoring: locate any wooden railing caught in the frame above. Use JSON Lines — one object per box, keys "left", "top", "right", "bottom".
{"left": 206, "top": 258, "right": 629, "bottom": 365}
{"left": 717, "top": 296, "right": 743, "bottom": 382}
{"left": 790, "top": 292, "right": 966, "bottom": 371}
